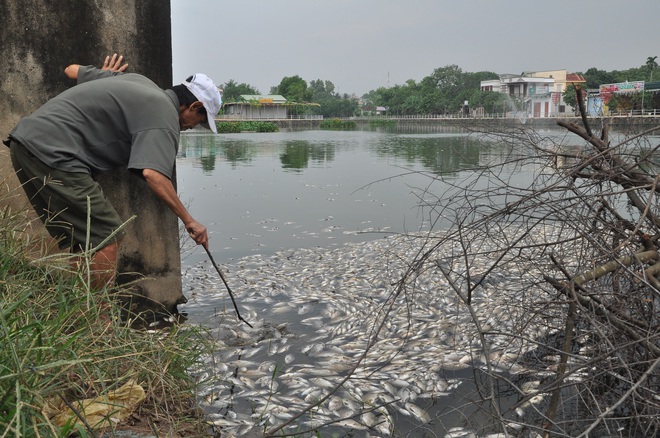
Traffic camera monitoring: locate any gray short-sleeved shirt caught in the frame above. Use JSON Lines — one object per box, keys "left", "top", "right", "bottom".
{"left": 9, "top": 66, "right": 180, "bottom": 179}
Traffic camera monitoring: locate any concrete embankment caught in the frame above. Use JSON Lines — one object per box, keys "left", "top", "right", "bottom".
{"left": 0, "top": 0, "right": 185, "bottom": 311}
{"left": 267, "top": 116, "right": 660, "bottom": 131}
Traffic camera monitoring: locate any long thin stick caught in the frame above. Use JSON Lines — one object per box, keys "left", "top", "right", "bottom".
{"left": 204, "top": 246, "right": 253, "bottom": 328}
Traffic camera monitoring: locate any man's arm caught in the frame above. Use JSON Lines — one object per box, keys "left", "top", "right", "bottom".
{"left": 64, "top": 53, "right": 128, "bottom": 80}
{"left": 142, "top": 168, "right": 209, "bottom": 249}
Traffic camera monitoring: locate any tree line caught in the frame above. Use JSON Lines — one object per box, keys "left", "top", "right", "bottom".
{"left": 221, "top": 76, "right": 358, "bottom": 118}
{"left": 221, "top": 57, "right": 658, "bottom": 118}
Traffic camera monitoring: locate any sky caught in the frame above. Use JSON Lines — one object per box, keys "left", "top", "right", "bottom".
{"left": 171, "top": 0, "right": 659, "bottom": 97}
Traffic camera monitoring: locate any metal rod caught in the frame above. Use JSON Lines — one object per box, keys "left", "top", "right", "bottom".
{"left": 204, "top": 246, "right": 253, "bottom": 328}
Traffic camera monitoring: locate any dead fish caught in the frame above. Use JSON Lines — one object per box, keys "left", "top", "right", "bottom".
{"left": 404, "top": 401, "right": 431, "bottom": 423}
{"left": 445, "top": 427, "right": 477, "bottom": 437}
{"left": 310, "top": 377, "right": 336, "bottom": 389}
{"left": 382, "top": 381, "right": 398, "bottom": 396}
{"left": 327, "top": 396, "right": 343, "bottom": 411}
{"left": 334, "top": 418, "right": 368, "bottom": 430}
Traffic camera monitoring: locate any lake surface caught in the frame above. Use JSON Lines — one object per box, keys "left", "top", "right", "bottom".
{"left": 176, "top": 128, "right": 503, "bottom": 264}
{"left": 174, "top": 127, "right": 551, "bottom": 437}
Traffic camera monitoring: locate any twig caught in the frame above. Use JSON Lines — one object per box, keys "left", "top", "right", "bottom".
{"left": 571, "top": 249, "right": 658, "bottom": 285}
{"left": 543, "top": 255, "right": 577, "bottom": 437}
{"left": 544, "top": 275, "right": 660, "bottom": 357}
{"left": 204, "top": 247, "right": 253, "bottom": 328}
{"left": 574, "top": 85, "right": 592, "bottom": 138}
{"left": 56, "top": 393, "right": 97, "bottom": 438}
{"left": 575, "top": 354, "right": 660, "bottom": 438}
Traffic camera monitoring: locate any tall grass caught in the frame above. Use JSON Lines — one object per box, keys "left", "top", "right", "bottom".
{"left": 0, "top": 198, "right": 211, "bottom": 437}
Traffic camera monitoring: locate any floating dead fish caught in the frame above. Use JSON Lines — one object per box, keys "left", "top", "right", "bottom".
{"left": 182, "top": 229, "right": 565, "bottom": 436}
{"left": 404, "top": 402, "right": 430, "bottom": 423}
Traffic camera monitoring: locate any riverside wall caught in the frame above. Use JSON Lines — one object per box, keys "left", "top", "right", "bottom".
{"left": 271, "top": 115, "right": 660, "bottom": 131}
{"left": 0, "top": 0, "right": 185, "bottom": 312}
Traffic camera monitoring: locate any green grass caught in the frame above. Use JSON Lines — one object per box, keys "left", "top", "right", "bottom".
{"left": 0, "top": 204, "right": 212, "bottom": 436}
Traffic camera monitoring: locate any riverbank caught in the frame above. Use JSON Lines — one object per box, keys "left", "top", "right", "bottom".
{"left": 219, "top": 114, "right": 660, "bottom": 131}
{"left": 0, "top": 209, "right": 213, "bottom": 437}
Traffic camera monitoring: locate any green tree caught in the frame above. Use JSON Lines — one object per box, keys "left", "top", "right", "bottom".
{"left": 417, "top": 66, "right": 498, "bottom": 114}
{"left": 463, "top": 71, "right": 499, "bottom": 90}
{"left": 391, "top": 81, "right": 428, "bottom": 114}
{"left": 646, "top": 56, "right": 658, "bottom": 81}
{"left": 307, "top": 78, "right": 358, "bottom": 117}
{"left": 425, "top": 64, "right": 464, "bottom": 89}
{"left": 611, "top": 67, "right": 645, "bottom": 83}
{"left": 274, "top": 76, "right": 313, "bottom": 102}
{"left": 318, "top": 97, "right": 358, "bottom": 117}
{"left": 222, "top": 79, "right": 260, "bottom": 103}
{"left": 562, "top": 83, "right": 585, "bottom": 112}
{"left": 465, "top": 89, "right": 510, "bottom": 114}
{"left": 581, "top": 68, "right": 615, "bottom": 88}
{"left": 309, "top": 79, "right": 336, "bottom": 100}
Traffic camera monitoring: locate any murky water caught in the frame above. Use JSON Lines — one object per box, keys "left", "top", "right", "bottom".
{"left": 175, "top": 127, "right": 560, "bottom": 436}
{"left": 176, "top": 128, "right": 505, "bottom": 265}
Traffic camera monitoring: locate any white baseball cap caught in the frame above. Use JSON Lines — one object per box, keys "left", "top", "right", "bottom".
{"left": 182, "top": 73, "right": 222, "bottom": 133}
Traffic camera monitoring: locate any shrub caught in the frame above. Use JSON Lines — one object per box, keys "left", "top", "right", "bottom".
{"left": 368, "top": 119, "right": 396, "bottom": 127}
{"left": 216, "top": 121, "right": 241, "bottom": 133}
{"left": 241, "top": 121, "right": 279, "bottom": 132}
{"left": 319, "top": 118, "right": 357, "bottom": 130}
{"left": 216, "top": 121, "right": 279, "bottom": 133}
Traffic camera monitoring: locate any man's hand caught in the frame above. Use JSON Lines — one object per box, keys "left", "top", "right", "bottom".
{"left": 186, "top": 221, "right": 209, "bottom": 249}
{"left": 102, "top": 53, "right": 128, "bottom": 72}
{"left": 64, "top": 53, "right": 128, "bottom": 80}
{"left": 142, "top": 168, "right": 209, "bottom": 250}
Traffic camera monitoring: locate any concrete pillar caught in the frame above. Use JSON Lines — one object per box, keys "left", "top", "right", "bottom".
{"left": 0, "top": 0, "right": 185, "bottom": 312}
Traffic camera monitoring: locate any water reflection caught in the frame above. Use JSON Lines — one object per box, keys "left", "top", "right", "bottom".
{"left": 280, "top": 141, "right": 336, "bottom": 171}
{"left": 178, "top": 135, "right": 257, "bottom": 171}
{"left": 178, "top": 129, "right": 485, "bottom": 176}
{"left": 176, "top": 130, "right": 504, "bottom": 262}
{"left": 375, "top": 134, "right": 483, "bottom": 175}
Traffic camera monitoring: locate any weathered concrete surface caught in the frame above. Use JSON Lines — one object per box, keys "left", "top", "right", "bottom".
{"left": 0, "top": 0, "right": 185, "bottom": 311}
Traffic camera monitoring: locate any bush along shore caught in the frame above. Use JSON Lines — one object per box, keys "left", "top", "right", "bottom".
{"left": 216, "top": 121, "right": 279, "bottom": 133}
{"left": 0, "top": 207, "right": 214, "bottom": 437}
{"left": 319, "top": 118, "right": 357, "bottom": 130}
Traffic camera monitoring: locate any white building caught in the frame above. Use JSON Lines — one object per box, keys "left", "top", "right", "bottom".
{"left": 481, "top": 70, "right": 585, "bottom": 117}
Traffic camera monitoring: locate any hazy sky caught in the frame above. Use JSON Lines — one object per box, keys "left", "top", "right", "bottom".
{"left": 171, "top": 0, "right": 659, "bottom": 97}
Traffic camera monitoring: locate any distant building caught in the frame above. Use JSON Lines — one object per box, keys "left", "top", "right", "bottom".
{"left": 526, "top": 70, "right": 586, "bottom": 115}
{"left": 586, "top": 89, "right": 605, "bottom": 116}
{"left": 481, "top": 70, "right": 585, "bottom": 117}
{"left": 358, "top": 104, "right": 388, "bottom": 116}
{"left": 590, "top": 80, "right": 660, "bottom": 115}
{"left": 222, "top": 95, "right": 288, "bottom": 119}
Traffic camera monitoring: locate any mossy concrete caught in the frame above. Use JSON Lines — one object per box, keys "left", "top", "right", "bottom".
{"left": 0, "top": 0, "right": 185, "bottom": 312}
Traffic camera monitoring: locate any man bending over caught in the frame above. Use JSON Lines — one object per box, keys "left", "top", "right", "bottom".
{"left": 4, "top": 54, "right": 221, "bottom": 289}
